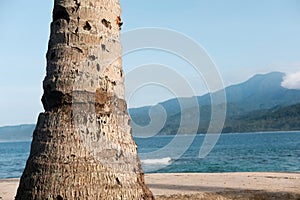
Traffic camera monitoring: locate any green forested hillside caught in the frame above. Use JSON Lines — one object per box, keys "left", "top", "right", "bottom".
{"left": 129, "top": 72, "right": 300, "bottom": 135}
{"left": 222, "top": 103, "right": 300, "bottom": 133}
{"left": 155, "top": 103, "right": 300, "bottom": 134}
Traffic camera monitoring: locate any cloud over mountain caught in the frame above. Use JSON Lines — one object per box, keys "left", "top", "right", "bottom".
{"left": 281, "top": 71, "right": 300, "bottom": 89}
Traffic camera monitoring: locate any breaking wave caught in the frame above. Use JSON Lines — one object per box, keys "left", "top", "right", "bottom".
{"left": 141, "top": 157, "right": 172, "bottom": 165}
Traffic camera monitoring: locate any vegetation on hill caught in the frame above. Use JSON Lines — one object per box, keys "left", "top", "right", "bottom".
{"left": 223, "top": 103, "right": 300, "bottom": 133}
{"left": 129, "top": 72, "right": 300, "bottom": 135}
{"left": 145, "top": 103, "right": 300, "bottom": 135}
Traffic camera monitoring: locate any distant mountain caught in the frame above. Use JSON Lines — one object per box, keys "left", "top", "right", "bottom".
{"left": 0, "top": 124, "right": 35, "bottom": 142}
{"left": 222, "top": 72, "right": 300, "bottom": 110}
{"left": 198, "top": 72, "right": 300, "bottom": 111}
{"left": 129, "top": 72, "right": 300, "bottom": 134}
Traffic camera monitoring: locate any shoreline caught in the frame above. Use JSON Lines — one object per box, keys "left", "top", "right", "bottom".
{"left": 1, "top": 172, "right": 300, "bottom": 200}
{"left": 1, "top": 130, "right": 300, "bottom": 143}
{"left": 194, "top": 130, "right": 300, "bottom": 135}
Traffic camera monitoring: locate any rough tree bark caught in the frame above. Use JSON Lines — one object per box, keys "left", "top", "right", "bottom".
{"left": 15, "top": 0, "right": 154, "bottom": 199}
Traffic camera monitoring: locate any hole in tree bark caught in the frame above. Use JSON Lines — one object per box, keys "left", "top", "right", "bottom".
{"left": 101, "top": 19, "right": 112, "bottom": 29}
{"left": 116, "top": 16, "right": 123, "bottom": 30}
{"left": 88, "top": 55, "right": 97, "bottom": 61}
{"left": 83, "top": 21, "right": 92, "bottom": 31}
{"left": 101, "top": 44, "right": 106, "bottom": 51}
{"left": 116, "top": 177, "right": 121, "bottom": 185}
{"left": 74, "top": 0, "right": 80, "bottom": 11}
{"left": 57, "top": 195, "right": 63, "bottom": 200}
{"left": 53, "top": 5, "right": 70, "bottom": 23}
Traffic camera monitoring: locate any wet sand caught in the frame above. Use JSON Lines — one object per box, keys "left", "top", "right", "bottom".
{"left": 1, "top": 172, "right": 300, "bottom": 199}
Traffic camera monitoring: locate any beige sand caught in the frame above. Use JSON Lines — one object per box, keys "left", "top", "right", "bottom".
{"left": 1, "top": 172, "right": 300, "bottom": 200}
{"left": 145, "top": 172, "right": 300, "bottom": 195}
{"left": 146, "top": 172, "right": 300, "bottom": 199}
{"left": 0, "top": 179, "right": 18, "bottom": 200}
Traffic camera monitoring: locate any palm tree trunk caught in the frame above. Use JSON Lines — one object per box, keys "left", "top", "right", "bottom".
{"left": 15, "top": 0, "right": 154, "bottom": 199}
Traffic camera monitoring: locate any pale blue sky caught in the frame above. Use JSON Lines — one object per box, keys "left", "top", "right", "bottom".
{"left": 0, "top": 0, "right": 300, "bottom": 126}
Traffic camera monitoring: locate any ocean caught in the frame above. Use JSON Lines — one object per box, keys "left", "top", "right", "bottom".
{"left": 0, "top": 132, "right": 299, "bottom": 179}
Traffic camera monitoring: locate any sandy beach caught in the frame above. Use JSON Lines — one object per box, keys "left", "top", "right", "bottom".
{"left": 146, "top": 172, "right": 300, "bottom": 199}
{"left": 1, "top": 172, "right": 299, "bottom": 200}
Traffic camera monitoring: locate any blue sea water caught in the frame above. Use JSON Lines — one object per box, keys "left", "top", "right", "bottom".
{"left": 0, "top": 132, "right": 300, "bottom": 179}
{"left": 0, "top": 142, "right": 31, "bottom": 179}
{"left": 136, "top": 132, "right": 300, "bottom": 173}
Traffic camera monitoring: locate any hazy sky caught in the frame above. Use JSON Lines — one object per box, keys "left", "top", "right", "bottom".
{"left": 0, "top": 0, "right": 300, "bottom": 126}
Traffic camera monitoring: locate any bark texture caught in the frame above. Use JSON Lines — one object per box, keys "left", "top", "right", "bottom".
{"left": 15, "top": 0, "right": 154, "bottom": 199}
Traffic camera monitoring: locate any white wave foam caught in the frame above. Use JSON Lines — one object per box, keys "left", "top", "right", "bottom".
{"left": 141, "top": 157, "right": 172, "bottom": 165}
